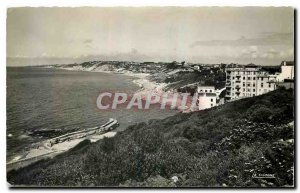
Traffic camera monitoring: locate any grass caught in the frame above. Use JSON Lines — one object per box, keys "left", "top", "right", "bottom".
{"left": 7, "top": 88, "right": 294, "bottom": 187}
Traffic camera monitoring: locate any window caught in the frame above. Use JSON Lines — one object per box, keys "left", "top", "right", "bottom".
{"left": 211, "top": 98, "right": 213, "bottom": 102}
{"left": 261, "top": 83, "right": 264, "bottom": 88}
{"left": 232, "top": 77, "right": 235, "bottom": 80}
{"left": 247, "top": 83, "right": 250, "bottom": 87}
{"left": 269, "top": 83, "right": 271, "bottom": 88}
{"left": 243, "top": 88, "right": 245, "bottom": 91}
{"left": 243, "top": 77, "right": 245, "bottom": 80}
{"left": 253, "top": 77, "right": 256, "bottom": 80}
{"left": 211, "top": 104, "right": 213, "bottom": 107}
{"left": 253, "top": 83, "right": 255, "bottom": 87}
{"left": 247, "top": 89, "right": 250, "bottom": 92}
{"left": 253, "top": 94, "right": 256, "bottom": 96}
{"left": 210, "top": 90, "right": 212, "bottom": 93}
{"left": 205, "top": 90, "right": 207, "bottom": 92}
{"left": 261, "top": 77, "right": 263, "bottom": 81}
{"left": 253, "top": 89, "right": 255, "bottom": 92}
{"left": 248, "top": 77, "right": 251, "bottom": 80}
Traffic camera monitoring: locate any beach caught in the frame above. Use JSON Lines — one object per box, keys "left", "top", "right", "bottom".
{"left": 48, "top": 65, "right": 167, "bottom": 95}
{"left": 7, "top": 66, "right": 177, "bottom": 170}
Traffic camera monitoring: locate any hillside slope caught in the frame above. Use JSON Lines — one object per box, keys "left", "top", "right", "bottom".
{"left": 7, "top": 88, "right": 294, "bottom": 187}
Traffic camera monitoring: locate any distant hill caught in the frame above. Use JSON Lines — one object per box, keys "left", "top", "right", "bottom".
{"left": 45, "top": 61, "right": 227, "bottom": 91}
{"left": 7, "top": 88, "right": 294, "bottom": 187}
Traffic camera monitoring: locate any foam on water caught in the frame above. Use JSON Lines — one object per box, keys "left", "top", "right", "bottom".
{"left": 7, "top": 67, "right": 176, "bottom": 159}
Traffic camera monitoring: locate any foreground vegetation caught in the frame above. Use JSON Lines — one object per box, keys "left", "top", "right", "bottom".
{"left": 7, "top": 88, "right": 294, "bottom": 187}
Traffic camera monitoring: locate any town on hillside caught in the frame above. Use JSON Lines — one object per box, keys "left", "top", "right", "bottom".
{"left": 49, "top": 60, "right": 294, "bottom": 111}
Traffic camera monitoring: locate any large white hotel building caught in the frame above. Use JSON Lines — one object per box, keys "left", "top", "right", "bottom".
{"left": 225, "top": 61, "right": 294, "bottom": 101}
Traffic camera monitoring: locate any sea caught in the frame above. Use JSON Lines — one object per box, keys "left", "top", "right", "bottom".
{"left": 6, "top": 67, "right": 177, "bottom": 159}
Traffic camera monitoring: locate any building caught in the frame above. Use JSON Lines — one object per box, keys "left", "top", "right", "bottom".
{"left": 225, "top": 63, "right": 277, "bottom": 101}
{"left": 277, "top": 61, "right": 294, "bottom": 81}
{"left": 194, "top": 65, "right": 200, "bottom": 71}
{"left": 256, "top": 73, "right": 277, "bottom": 96}
{"left": 197, "top": 86, "right": 217, "bottom": 110}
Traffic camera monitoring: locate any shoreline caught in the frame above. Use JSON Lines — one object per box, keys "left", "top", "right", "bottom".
{"left": 45, "top": 65, "right": 195, "bottom": 112}
{"left": 7, "top": 66, "right": 178, "bottom": 170}
{"left": 44, "top": 65, "right": 170, "bottom": 100}
{"left": 7, "top": 126, "right": 118, "bottom": 171}
{"left": 44, "top": 66, "right": 162, "bottom": 93}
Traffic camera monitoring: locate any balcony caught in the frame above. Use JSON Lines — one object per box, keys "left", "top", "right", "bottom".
{"left": 235, "top": 85, "right": 241, "bottom": 90}
{"left": 235, "top": 80, "right": 241, "bottom": 83}
{"left": 225, "top": 96, "right": 231, "bottom": 101}
{"left": 236, "top": 74, "right": 241, "bottom": 78}
{"left": 235, "top": 91, "right": 240, "bottom": 95}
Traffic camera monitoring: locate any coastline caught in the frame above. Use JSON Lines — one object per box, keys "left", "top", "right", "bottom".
{"left": 7, "top": 126, "right": 118, "bottom": 171}
{"left": 45, "top": 65, "right": 169, "bottom": 99}
{"left": 7, "top": 66, "right": 176, "bottom": 170}
{"left": 45, "top": 65, "right": 195, "bottom": 112}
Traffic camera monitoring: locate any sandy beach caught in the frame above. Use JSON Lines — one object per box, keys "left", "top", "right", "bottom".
{"left": 47, "top": 65, "right": 195, "bottom": 112}
{"left": 8, "top": 66, "right": 171, "bottom": 170}
{"left": 47, "top": 65, "right": 167, "bottom": 97}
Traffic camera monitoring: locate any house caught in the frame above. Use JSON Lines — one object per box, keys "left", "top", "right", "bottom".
{"left": 277, "top": 61, "right": 294, "bottom": 81}
{"left": 197, "top": 86, "right": 217, "bottom": 110}
{"left": 194, "top": 65, "right": 200, "bottom": 71}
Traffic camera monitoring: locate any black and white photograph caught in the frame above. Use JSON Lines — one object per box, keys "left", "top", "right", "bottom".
{"left": 5, "top": 5, "right": 295, "bottom": 188}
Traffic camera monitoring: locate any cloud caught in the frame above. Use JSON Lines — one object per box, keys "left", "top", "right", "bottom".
{"left": 190, "top": 32, "right": 293, "bottom": 48}
{"left": 83, "top": 39, "right": 94, "bottom": 49}
{"left": 83, "top": 39, "right": 93, "bottom": 44}
{"left": 261, "top": 50, "right": 277, "bottom": 59}
{"left": 239, "top": 46, "right": 293, "bottom": 61}
{"left": 85, "top": 44, "right": 93, "bottom": 49}
{"left": 131, "top": 48, "right": 138, "bottom": 55}
{"left": 240, "top": 46, "right": 258, "bottom": 58}
{"left": 263, "top": 48, "right": 293, "bottom": 59}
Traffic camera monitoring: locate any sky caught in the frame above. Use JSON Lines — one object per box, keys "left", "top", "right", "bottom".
{"left": 7, "top": 7, "right": 294, "bottom": 66}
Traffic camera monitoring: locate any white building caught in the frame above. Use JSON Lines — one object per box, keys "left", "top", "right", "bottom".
{"left": 197, "top": 86, "right": 217, "bottom": 110}
{"left": 225, "top": 64, "right": 277, "bottom": 101}
{"left": 194, "top": 65, "right": 200, "bottom": 71}
{"left": 277, "top": 61, "right": 294, "bottom": 81}
{"left": 256, "top": 73, "right": 277, "bottom": 96}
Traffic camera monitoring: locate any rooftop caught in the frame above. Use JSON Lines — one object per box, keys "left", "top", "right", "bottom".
{"left": 198, "top": 86, "right": 215, "bottom": 89}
